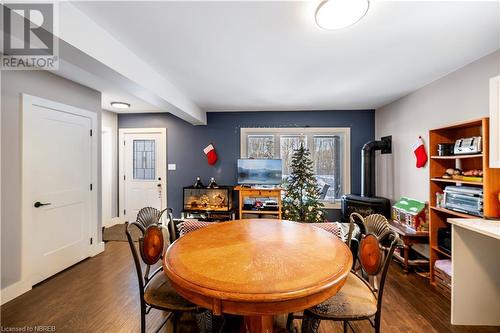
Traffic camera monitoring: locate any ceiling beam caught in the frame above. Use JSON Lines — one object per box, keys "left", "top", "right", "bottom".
{"left": 55, "top": 3, "right": 206, "bottom": 125}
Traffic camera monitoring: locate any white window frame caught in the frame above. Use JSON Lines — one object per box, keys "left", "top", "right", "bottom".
{"left": 240, "top": 127, "right": 351, "bottom": 209}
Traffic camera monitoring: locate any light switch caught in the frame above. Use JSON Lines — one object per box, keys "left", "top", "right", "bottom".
{"left": 168, "top": 163, "right": 176, "bottom": 171}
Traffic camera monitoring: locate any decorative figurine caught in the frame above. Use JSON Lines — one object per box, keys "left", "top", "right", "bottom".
{"left": 207, "top": 177, "right": 219, "bottom": 188}
{"left": 193, "top": 176, "right": 204, "bottom": 188}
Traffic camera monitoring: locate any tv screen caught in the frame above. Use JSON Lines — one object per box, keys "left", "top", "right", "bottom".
{"left": 237, "top": 159, "right": 283, "bottom": 185}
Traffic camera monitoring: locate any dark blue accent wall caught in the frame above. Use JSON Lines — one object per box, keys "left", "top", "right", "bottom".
{"left": 118, "top": 110, "right": 375, "bottom": 218}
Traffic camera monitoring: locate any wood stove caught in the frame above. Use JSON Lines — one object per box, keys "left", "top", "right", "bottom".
{"left": 341, "top": 137, "right": 392, "bottom": 222}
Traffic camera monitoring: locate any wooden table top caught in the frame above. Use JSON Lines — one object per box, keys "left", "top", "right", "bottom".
{"left": 163, "top": 219, "right": 352, "bottom": 316}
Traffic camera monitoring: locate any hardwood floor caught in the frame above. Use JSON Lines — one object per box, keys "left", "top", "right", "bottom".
{"left": 1, "top": 242, "right": 499, "bottom": 333}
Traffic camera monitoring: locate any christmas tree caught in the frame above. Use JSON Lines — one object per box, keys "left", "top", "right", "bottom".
{"left": 282, "top": 143, "right": 326, "bottom": 223}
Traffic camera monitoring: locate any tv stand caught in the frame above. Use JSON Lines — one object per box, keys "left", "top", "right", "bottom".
{"left": 252, "top": 184, "right": 278, "bottom": 189}
{"left": 234, "top": 186, "right": 283, "bottom": 220}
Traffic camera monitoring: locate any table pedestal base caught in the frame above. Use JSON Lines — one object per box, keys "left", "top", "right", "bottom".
{"left": 242, "top": 315, "right": 274, "bottom": 333}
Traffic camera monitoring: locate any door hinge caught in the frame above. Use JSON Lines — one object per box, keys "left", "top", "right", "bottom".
{"left": 90, "top": 129, "right": 93, "bottom": 136}
{"left": 123, "top": 175, "right": 126, "bottom": 181}
{"left": 123, "top": 209, "right": 126, "bottom": 215}
{"left": 90, "top": 237, "right": 93, "bottom": 245}
{"left": 123, "top": 140, "right": 126, "bottom": 146}
{"left": 90, "top": 184, "right": 93, "bottom": 191}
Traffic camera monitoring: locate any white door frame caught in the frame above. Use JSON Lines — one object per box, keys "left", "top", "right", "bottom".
{"left": 14, "top": 94, "right": 102, "bottom": 304}
{"left": 118, "top": 128, "right": 167, "bottom": 220}
{"left": 101, "top": 126, "right": 114, "bottom": 228}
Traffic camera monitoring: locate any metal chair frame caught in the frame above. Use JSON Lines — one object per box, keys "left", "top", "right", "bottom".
{"left": 126, "top": 207, "right": 195, "bottom": 333}
{"left": 285, "top": 217, "right": 362, "bottom": 331}
{"left": 288, "top": 213, "right": 401, "bottom": 333}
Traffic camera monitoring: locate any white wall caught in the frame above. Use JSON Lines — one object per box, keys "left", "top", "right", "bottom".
{"left": 101, "top": 110, "right": 118, "bottom": 227}
{"left": 1, "top": 70, "right": 101, "bottom": 290}
{"left": 375, "top": 50, "right": 500, "bottom": 202}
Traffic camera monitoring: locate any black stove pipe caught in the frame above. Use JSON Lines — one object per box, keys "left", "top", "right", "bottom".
{"left": 361, "top": 139, "right": 391, "bottom": 197}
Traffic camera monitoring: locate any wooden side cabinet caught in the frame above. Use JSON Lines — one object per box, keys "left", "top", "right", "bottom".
{"left": 490, "top": 75, "right": 500, "bottom": 168}
{"left": 234, "top": 186, "right": 283, "bottom": 220}
{"left": 389, "top": 220, "right": 429, "bottom": 273}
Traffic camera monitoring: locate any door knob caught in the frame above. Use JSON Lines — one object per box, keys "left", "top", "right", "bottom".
{"left": 34, "top": 201, "right": 51, "bottom": 208}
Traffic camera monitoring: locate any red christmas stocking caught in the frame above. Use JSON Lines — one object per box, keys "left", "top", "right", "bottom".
{"left": 203, "top": 144, "right": 218, "bottom": 165}
{"left": 413, "top": 137, "right": 428, "bottom": 168}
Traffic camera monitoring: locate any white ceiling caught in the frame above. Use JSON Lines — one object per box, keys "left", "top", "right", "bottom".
{"left": 71, "top": 1, "right": 499, "bottom": 114}
{"left": 101, "top": 90, "right": 159, "bottom": 113}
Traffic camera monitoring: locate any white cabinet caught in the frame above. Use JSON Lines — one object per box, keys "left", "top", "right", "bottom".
{"left": 490, "top": 75, "right": 500, "bottom": 168}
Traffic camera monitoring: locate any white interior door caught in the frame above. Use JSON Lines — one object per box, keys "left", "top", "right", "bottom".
{"left": 119, "top": 128, "right": 167, "bottom": 222}
{"left": 23, "top": 95, "right": 96, "bottom": 285}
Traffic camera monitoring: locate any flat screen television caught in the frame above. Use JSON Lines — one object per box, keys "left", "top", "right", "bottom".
{"left": 237, "top": 159, "right": 283, "bottom": 185}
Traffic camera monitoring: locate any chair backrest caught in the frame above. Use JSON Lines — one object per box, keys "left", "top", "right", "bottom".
{"left": 359, "top": 227, "right": 399, "bottom": 316}
{"left": 163, "top": 208, "right": 178, "bottom": 244}
{"left": 347, "top": 213, "right": 400, "bottom": 308}
{"left": 318, "top": 184, "right": 331, "bottom": 200}
{"left": 125, "top": 207, "right": 171, "bottom": 306}
{"left": 346, "top": 213, "right": 388, "bottom": 244}
{"left": 346, "top": 212, "right": 365, "bottom": 246}
{"left": 136, "top": 207, "right": 166, "bottom": 228}
{"left": 363, "top": 214, "right": 391, "bottom": 237}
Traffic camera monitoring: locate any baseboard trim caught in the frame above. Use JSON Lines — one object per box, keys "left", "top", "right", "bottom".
{"left": 1, "top": 243, "right": 105, "bottom": 305}
{"left": 89, "top": 241, "right": 105, "bottom": 257}
{"left": 1, "top": 279, "right": 32, "bottom": 305}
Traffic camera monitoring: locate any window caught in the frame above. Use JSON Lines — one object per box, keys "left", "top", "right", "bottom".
{"left": 280, "top": 135, "right": 307, "bottom": 176}
{"left": 247, "top": 135, "right": 274, "bottom": 159}
{"left": 133, "top": 139, "right": 156, "bottom": 180}
{"left": 241, "top": 127, "right": 350, "bottom": 208}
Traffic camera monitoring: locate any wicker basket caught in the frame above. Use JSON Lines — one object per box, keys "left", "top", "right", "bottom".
{"left": 434, "top": 260, "right": 452, "bottom": 299}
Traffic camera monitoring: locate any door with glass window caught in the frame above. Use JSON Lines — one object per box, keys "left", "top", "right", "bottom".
{"left": 119, "top": 128, "right": 167, "bottom": 222}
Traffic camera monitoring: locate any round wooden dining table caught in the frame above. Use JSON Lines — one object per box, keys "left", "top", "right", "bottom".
{"left": 163, "top": 219, "right": 352, "bottom": 333}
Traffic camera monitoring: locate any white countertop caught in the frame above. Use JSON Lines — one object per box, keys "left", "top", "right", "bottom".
{"left": 448, "top": 218, "right": 500, "bottom": 240}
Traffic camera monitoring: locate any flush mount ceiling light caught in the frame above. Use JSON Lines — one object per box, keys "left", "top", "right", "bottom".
{"left": 315, "top": 0, "right": 369, "bottom": 30}
{"left": 110, "top": 101, "right": 130, "bottom": 109}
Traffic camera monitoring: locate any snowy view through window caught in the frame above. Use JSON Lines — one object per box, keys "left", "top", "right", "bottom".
{"left": 246, "top": 132, "right": 343, "bottom": 202}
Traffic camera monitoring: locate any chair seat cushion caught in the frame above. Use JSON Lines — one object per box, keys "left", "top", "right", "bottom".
{"left": 144, "top": 274, "right": 197, "bottom": 311}
{"left": 308, "top": 272, "right": 377, "bottom": 320}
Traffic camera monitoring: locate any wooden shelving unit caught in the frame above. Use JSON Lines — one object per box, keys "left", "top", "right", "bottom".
{"left": 428, "top": 118, "right": 500, "bottom": 288}
{"left": 431, "top": 154, "right": 483, "bottom": 160}
{"left": 430, "top": 178, "right": 483, "bottom": 186}
{"left": 430, "top": 206, "right": 478, "bottom": 219}
{"left": 431, "top": 245, "right": 451, "bottom": 258}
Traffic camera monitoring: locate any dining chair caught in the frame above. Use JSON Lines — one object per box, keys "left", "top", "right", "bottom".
{"left": 285, "top": 220, "right": 360, "bottom": 330}
{"left": 288, "top": 213, "right": 400, "bottom": 333}
{"left": 126, "top": 207, "right": 213, "bottom": 333}
{"left": 346, "top": 213, "right": 387, "bottom": 270}
{"left": 318, "top": 184, "right": 331, "bottom": 200}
